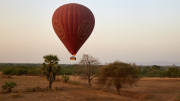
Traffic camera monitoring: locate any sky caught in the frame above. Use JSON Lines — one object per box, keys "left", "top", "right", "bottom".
{"left": 0, "top": 0, "right": 180, "bottom": 64}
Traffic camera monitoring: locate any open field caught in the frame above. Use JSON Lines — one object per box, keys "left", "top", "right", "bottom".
{"left": 0, "top": 75, "right": 180, "bottom": 101}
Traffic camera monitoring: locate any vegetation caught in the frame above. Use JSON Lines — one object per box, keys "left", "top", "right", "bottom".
{"left": 41, "top": 54, "right": 61, "bottom": 89}
{"left": 2, "top": 82, "right": 17, "bottom": 92}
{"left": 61, "top": 75, "right": 70, "bottom": 83}
{"left": 1, "top": 66, "right": 41, "bottom": 76}
{"left": 75, "top": 54, "right": 100, "bottom": 87}
{"left": 0, "top": 64, "right": 74, "bottom": 76}
{"left": 97, "top": 61, "right": 140, "bottom": 95}
{"left": 139, "top": 66, "right": 180, "bottom": 78}
{"left": 0, "top": 63, "right": 180, "bottom": 78}
{"left": 61, "top": 65, "right": 74, "bottom": 75}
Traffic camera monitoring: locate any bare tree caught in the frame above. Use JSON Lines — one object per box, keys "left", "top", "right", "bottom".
{"left": 98, "top": 61, "right": 140, "bottom": 95}
{"left": 75, "top": 54, "right": 100, "bottom": 87}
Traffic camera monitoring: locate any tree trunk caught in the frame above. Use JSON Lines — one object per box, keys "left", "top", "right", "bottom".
{"left": 116, "top": 85, "right": 120, "bottom": 95}
{"left": 9, "top": 88, "right": 11, "bottom": 92}
{"left": 49, "top": 81, "right": 53, "bottom": 89}
{"left": 49, "top": 66, "right": 53, "bottom": 89}
{"left": 88, "top": 78, "right": 91, "bottom": 87}
{"left": 117, "top": 88, "right": 120, "bottom": 95}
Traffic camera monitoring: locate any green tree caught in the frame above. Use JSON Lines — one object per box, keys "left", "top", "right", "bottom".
{"left": 151, "top": 65, "right": 161, "bottom": 71}
{"left": 167, "top": 67, "right": 179, "bottom": 77}
{"left": 2, "top": 82, "right": 17, "bottom": 92}
{"left": 98, "top": 61, "right": 140, "bottom": 95}
{"left": 41, "top": 54, "right": 61, "bottom": 89}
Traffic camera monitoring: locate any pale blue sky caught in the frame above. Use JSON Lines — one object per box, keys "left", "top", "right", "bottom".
{"left": 0, "top": 0, "right": 180, "bottom": 64}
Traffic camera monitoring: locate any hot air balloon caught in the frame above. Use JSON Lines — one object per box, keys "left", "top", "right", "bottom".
{"left": 52, "top": 3, "right": 95, "bottom": 60}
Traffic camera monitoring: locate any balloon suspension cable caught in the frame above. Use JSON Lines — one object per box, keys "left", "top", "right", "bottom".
{"left": 83, "top": 39, "right": 89, "bottom": 54}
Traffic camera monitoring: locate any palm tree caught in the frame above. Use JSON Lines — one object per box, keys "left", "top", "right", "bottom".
{"left": 41, "top": 54, "right": 61, "bottom": 89}
{"left": 2, "top": 82, "right": 17, "bottom": 92}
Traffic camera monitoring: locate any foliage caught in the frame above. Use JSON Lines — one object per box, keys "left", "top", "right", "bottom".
{"left": 146, "top": 70, "right": 164, "bottom": 77}
{"left": 75, "top": 54, "right": 100, "bottom": 87}
{"left": 167, "top": 67, "right": 179, "bottom": 77}
{"left": 151, "top": 65, "right": 161, "bottom": 71}
{"left": 2, "top": 82, "right": 17, "bottom": 92}
{"left": 1, "top": 66, "right": 41, "bottom": 76}
{"left": 2, "top": 67, "right": 15, "bottom": 75}
{"left": 97, "top": 61, "right": 140, "bottom": 95}
{"left": 140, "top": 66, "right": 150, "bottom": 76}
{"left": 12, "top": 68, "right": 27, "bottom": 75}
{"left": 41, "top": 54, "right": 61, "bottom": 89}
{"left": 27, "top": 68, "right": 41, "bottom": 75}
{"left": 61, "top": 65, "right": 74, "bottom": 75}
{"left": 61, "top": 75, "right": 70, "bottom": 83}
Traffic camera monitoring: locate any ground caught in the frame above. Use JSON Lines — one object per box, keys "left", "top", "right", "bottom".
{"left": 0, "top": 75, "right": 180, "bottom": 101}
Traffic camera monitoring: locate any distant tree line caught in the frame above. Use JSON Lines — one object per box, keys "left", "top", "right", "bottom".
{"left": 0, "top": 63, "right": 180, "bottom": 78}
{"left": 0, "top": 64, "right": 75, "bottom": 76}
{"left": 140, "top": 65, "right": 180, "bottom": 78}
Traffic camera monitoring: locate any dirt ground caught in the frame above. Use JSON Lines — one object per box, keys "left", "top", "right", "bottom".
{"left": 0, "top": 75, "right": 180, "bottom": 101}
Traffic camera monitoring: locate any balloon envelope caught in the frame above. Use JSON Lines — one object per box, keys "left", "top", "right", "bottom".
{"left": 52, "top": 3, "right": 95, "bottom": 56}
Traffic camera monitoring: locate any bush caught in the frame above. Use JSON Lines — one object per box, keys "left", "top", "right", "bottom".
{"left": 2, "top": 82, "right": 17, "bottom": 92}
{"left": 61, "top": 67, "right": 74, "bottom": 75}
{"left": 61, "top": 75, "right": 70, "bottom": 83}
{"left": 1, "top": 66, "right": 41, "bottom": 76}
{"left": 12, "top": 68, "right": 27, "bottom": 75}
{"left": 27, "top": 68, "right": 40, "bottom": 76}
{"left": 2, "top": 67, "right": 15, "bottom": 75}
{"left": 167, "top": 67, "right": 179, "bottom": 78}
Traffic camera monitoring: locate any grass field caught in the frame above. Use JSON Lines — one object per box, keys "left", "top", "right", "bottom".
{"left": 0, "top": 75, "right": 180, "bottom": 101}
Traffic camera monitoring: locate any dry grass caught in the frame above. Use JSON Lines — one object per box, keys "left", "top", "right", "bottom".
{"left": 0, "top": 76, "right": 180, "bottom": 101}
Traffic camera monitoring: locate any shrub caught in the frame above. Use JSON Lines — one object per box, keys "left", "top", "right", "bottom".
{"left": 167, "top": 67, "right": 179, "bottom": 77}
{"left": 2, "top": 82, "right": 17, "bottom": 92}
{"left": 27, "top": 68, "right": 41, "bottom": 76}
{"left": 2, "top": 67, "right": 15, "bottom": 75}
{"left": 13, "top": 68, "right": 27, "bottom": 75}
{"left": 61, "top": 75, "right": 70, "bottom": 83}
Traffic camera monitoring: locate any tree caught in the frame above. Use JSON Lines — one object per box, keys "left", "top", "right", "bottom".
{"left": 75, "top": 54, "right": 100, "bottom": 87}
{"left": 140, "top": 66, "right": 150, "bottom": 76}
{"left": 41, "top": 54, "right": 61, "bottom": 89}
{"left": 167, "top": 67, "right": 179, "bottom": 77}
{"left": 151, "top": 65, "right": 161, "bottom": 71}
{"left": 98, "top": 61, "right": 140, "bottom": 95}
{"left": 2, "top": 82, "right": 17, "bottom": 92}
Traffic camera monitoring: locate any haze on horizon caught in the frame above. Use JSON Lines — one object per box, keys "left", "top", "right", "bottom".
{"left": 0, "top": 0, "right": 180, "bottom": 64}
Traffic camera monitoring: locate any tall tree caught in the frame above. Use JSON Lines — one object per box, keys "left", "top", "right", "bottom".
{"left": 41, "top": 54, "right": 61, "bottom": 89}
{"left": 75, "top": 54, "right": 100, "bottom": 87}
{"left": 98, "top": 61, "right": 140, "bottom": 95}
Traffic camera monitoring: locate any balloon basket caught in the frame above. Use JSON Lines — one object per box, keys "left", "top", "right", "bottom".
{"left": 70, "top": 56, "right": 76, "bottom": 60}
